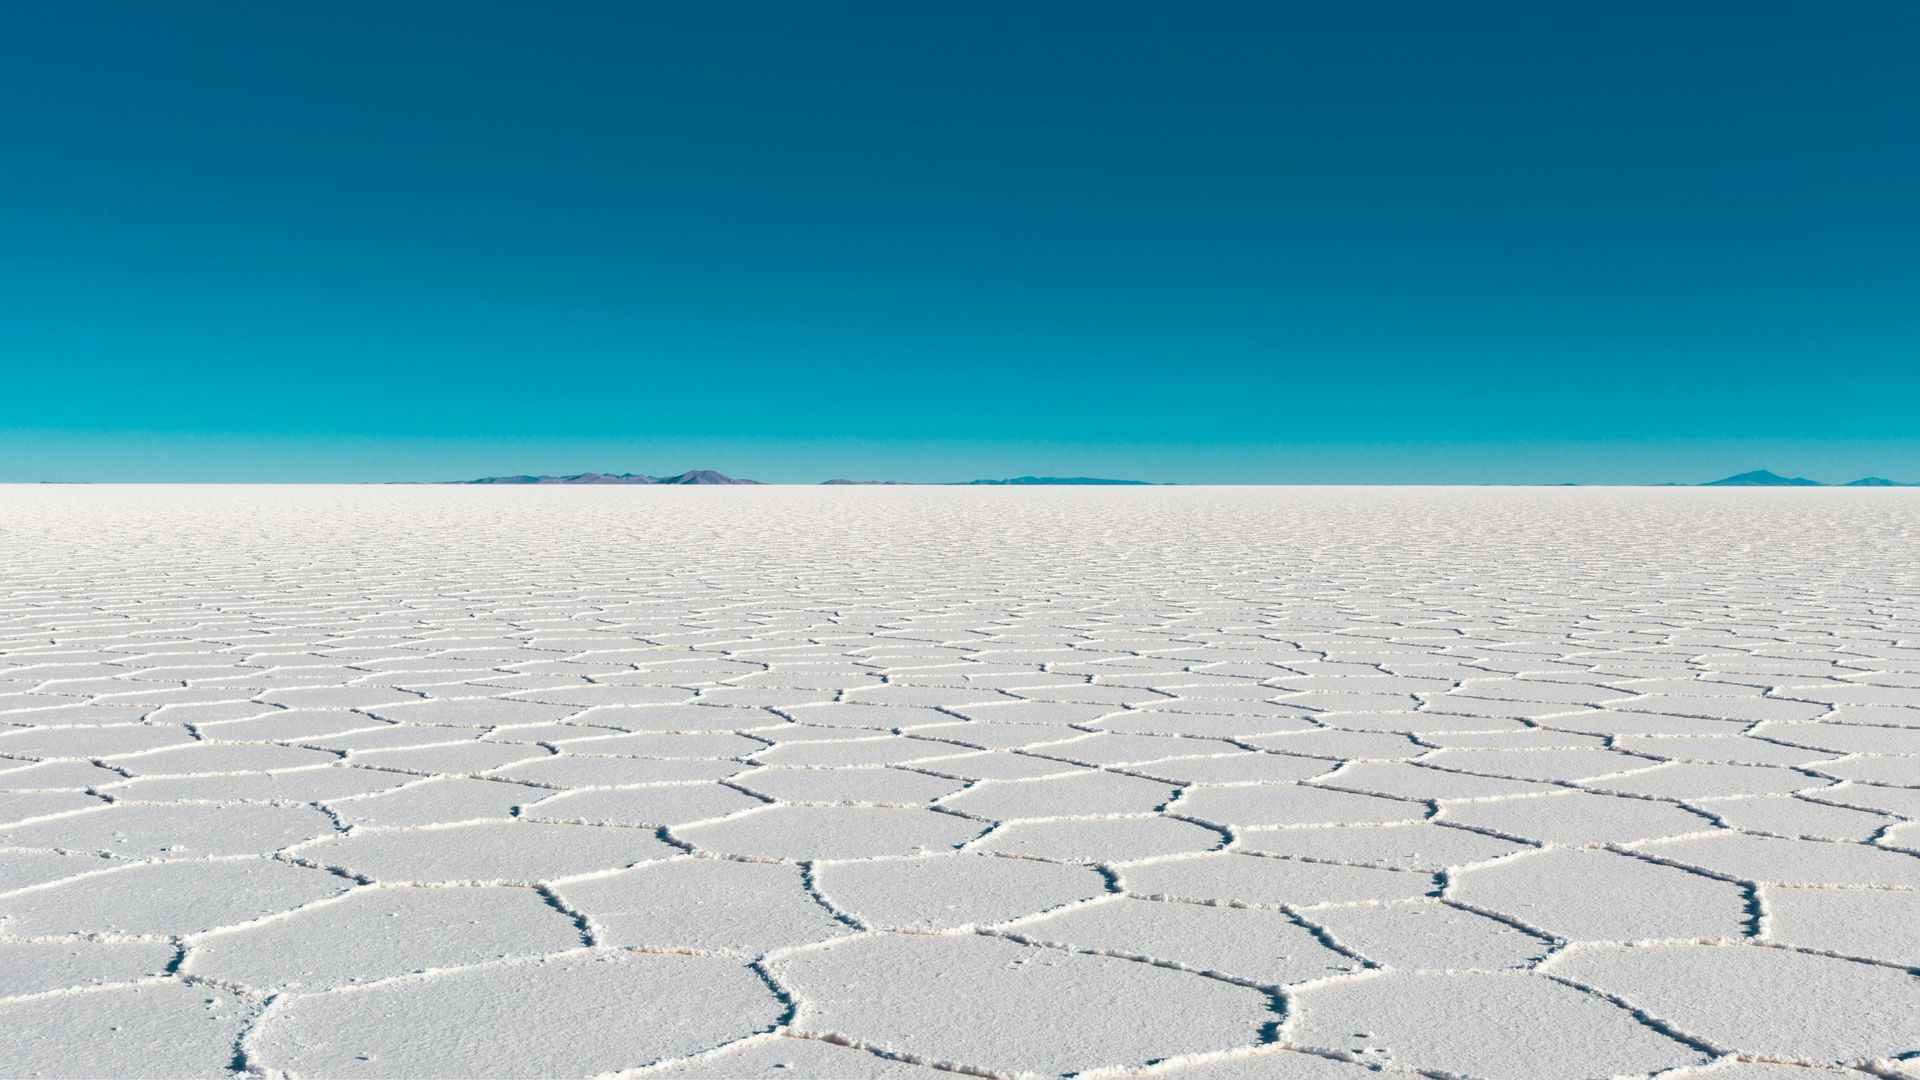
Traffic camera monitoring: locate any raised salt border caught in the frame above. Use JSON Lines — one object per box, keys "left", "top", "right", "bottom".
{"left": 0, "top": 485, "right": 1915, "bottom": 1078}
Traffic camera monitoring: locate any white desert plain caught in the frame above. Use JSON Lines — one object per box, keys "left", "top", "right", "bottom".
{"left": 0, "top": 484, "right": 1915, "bottom": 1079}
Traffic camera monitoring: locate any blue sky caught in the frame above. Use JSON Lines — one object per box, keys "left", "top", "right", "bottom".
{"left": 3, "top": 2, "right": 1916, "bottom": 483}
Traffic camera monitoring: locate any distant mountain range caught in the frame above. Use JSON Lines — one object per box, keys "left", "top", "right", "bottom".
{"left": 456, "top": 470, "right": 759, "bottom": 485}
{"left": 956, "top": 476, "right": 1153, "bottom": 486}
{"left": 446, "top": 468, "right": 1911, "bottom": 487}
{"left": 1702, "top": 469, "right": 1913, "bottom": 487}
{"left": 1702, "top": 470, "right": 1822, "bottom": 487}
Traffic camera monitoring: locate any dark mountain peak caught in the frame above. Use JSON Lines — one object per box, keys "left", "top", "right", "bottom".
{"left": 1844, "top": 477, "right": 1912, "bottom": 487}
{"left": 563, "top": 472, "right": 654, "bottom": 484}
{"left": 961, "top": 476, "right": 1155, "bottom": 486}
{"left": 655, "top": 470, "right": 759, "bottom": 485}
{"left": 1702, "top": 469, "right": 1822, "bottom": 487}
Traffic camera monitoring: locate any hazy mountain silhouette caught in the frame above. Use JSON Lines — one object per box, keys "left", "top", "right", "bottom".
{"left": 459, "top": 472, "right": 652, "bottom": 485}
{"left": 958, "top": 476, "right": 1154, "bottom": 486}
{"left": 660, "top": 470, "right": 760, "bottom": 485}
{"left": 1701, "top": 470, "right": 1822, "bottom": 487}
{"left": 454, "top": 470, "right": 759, "bottom": 485}
{"left": 442, "top": 469, "right": 1903, "bottom": 487}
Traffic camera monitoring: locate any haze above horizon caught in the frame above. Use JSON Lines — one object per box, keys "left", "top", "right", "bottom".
{"left": 4, "top": 3, "right": 1917, "bottom": 484}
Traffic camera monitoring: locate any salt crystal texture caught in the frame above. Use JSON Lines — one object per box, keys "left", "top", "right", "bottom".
{"left": 1, "top": 484, "right": 1916, "bottom": 1077}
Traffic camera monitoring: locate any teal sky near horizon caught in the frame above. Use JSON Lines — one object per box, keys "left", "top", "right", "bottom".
{"left": 3, "top": 3, "right": 1918, "bottom": 484}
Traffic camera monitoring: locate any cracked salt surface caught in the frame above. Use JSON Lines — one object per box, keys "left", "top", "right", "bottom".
{"left": 1, "top": 485, "right": 1917, "bottom": 1078}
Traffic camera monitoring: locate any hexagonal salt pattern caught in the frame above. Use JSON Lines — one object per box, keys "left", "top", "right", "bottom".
{"left": 1, "top": 484, "right": 1917, "bottom": 1078}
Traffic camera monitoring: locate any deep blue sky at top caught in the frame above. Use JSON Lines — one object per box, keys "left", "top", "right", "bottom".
{"left": 2, "top": 2, "right": 1917, "bottom": 482}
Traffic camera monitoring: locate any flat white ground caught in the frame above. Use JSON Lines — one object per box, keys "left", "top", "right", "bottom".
{"left": 1, "top": 486, "right": 1916, "bottom": 1079}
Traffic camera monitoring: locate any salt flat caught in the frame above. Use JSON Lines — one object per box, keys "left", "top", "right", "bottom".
{"left": 1, "top": 485, "right": 1916, "bottom": 1079}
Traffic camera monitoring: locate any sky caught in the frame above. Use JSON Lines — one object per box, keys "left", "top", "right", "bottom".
{"left": 3, "top": 2, "right": 1917, "bottom": 484}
